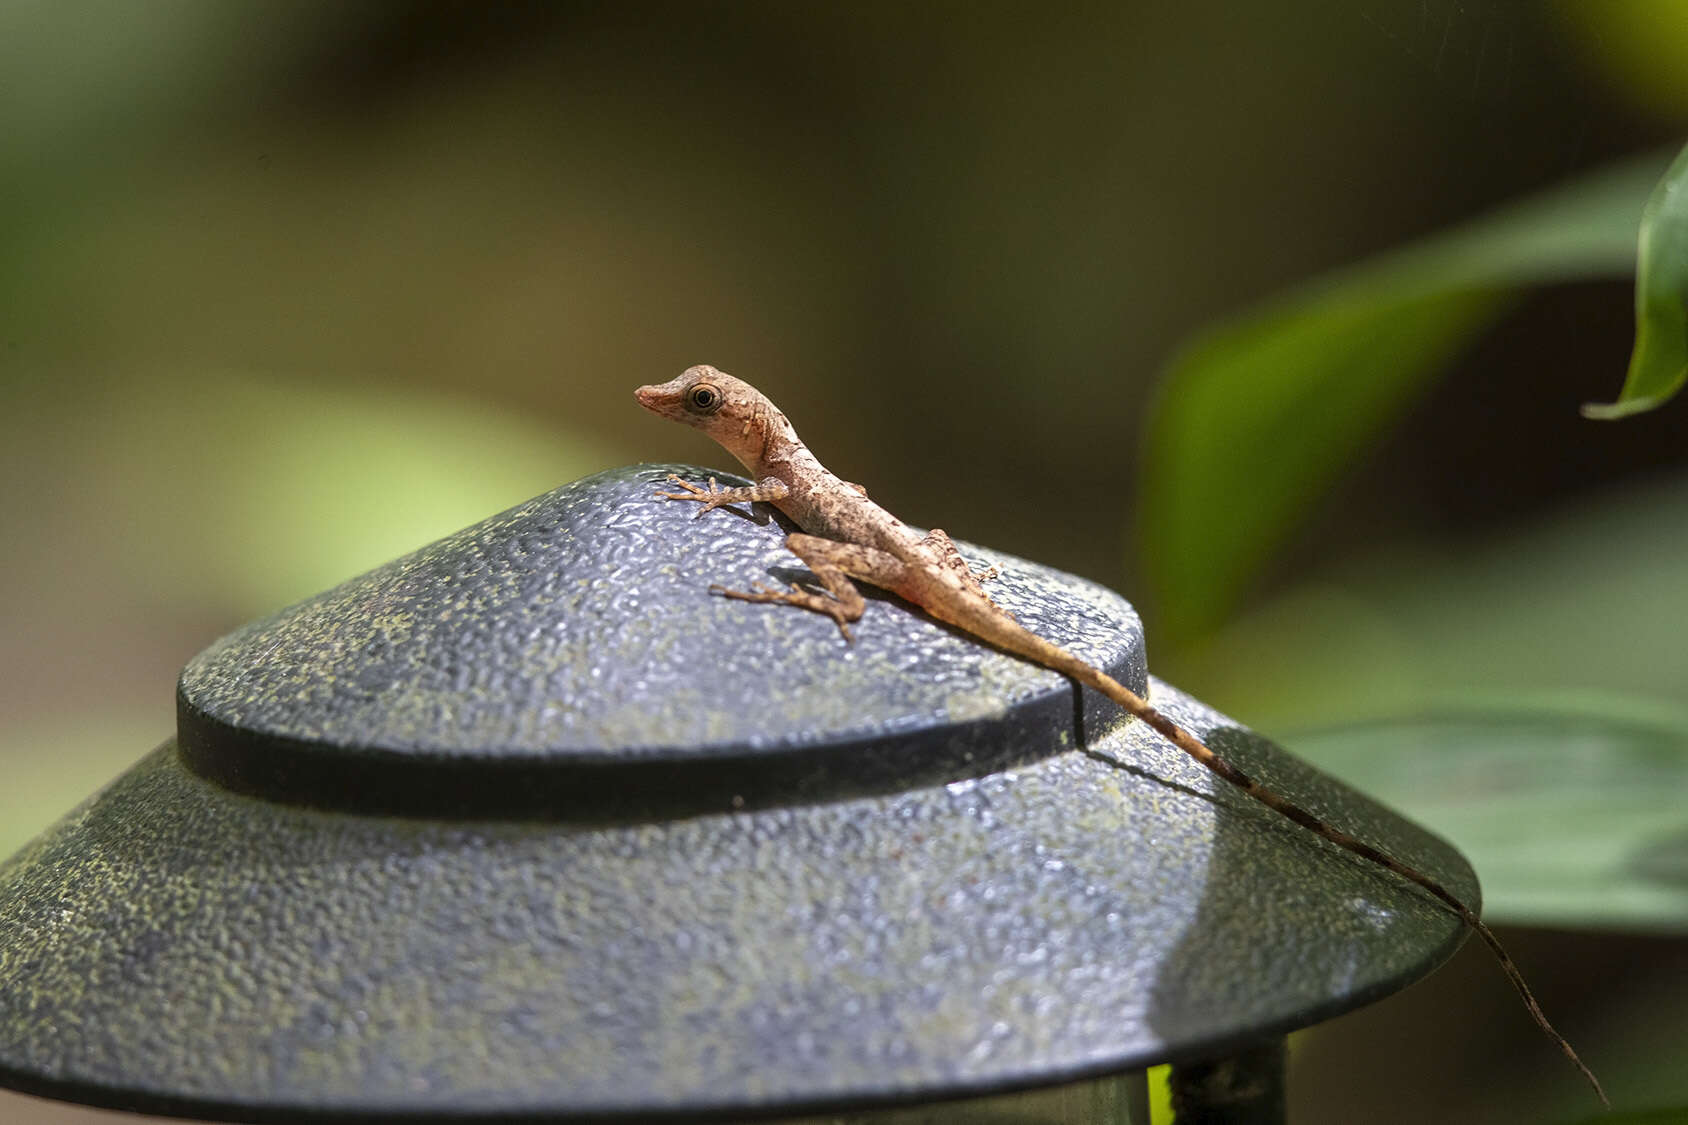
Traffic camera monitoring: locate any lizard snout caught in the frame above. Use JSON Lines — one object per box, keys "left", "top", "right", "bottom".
{"left": 634, "top": 382, "right": 681, "bottom": 416}
{"left": 635, "top": 373, "right": 703, "bottom": 421}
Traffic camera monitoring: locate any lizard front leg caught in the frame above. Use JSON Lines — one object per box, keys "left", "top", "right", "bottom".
{"left": 712, "top": 533, "right": 906, "bottom": 642}
{"left": 655, "top": 473, "right": 789, "bottom": 517}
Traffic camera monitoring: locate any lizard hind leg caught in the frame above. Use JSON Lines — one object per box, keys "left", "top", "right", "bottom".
{"left": 710, "top": 533, "right": 906, "bottom": 642}
{"left": 920, "top": 528, "right": 1006, "bottom": 604}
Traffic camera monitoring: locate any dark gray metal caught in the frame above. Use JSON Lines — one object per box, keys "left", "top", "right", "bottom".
{"left": 1169, "top": 1040, "right": 1287, "bottom": 1125}
{"left": 784, "top": 1068, "right": 1139, "bottom": 1123}
{"left": 0, "top": 465, "right": 1477, "bottom": 1122}
{"left": 173, "top": 463, "right": 1147, "bottom": 820}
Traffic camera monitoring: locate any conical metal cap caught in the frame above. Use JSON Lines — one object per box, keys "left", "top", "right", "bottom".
{"left": 0, "top": 465, "right": 1474, "bottom": 1122}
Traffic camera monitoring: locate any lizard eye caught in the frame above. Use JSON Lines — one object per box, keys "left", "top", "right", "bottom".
{"left": 688, "top": 383, "right": 723, "bottom": 413}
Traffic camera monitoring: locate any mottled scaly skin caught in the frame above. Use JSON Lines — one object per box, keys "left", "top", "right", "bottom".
{"left": 637, "top": 367, "right": 917, "bottom": 549}
{"left": 635, "top": 364, "right": 1605, "bottom": 1105}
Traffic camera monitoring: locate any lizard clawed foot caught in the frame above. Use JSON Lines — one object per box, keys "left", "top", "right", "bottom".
{"left": 973, "top": 564, "right": 1000, "bottom": 583}
{"left": 707, "top": 581, "right": 856, "bottom": 641}
{"left": 654, "top": 474, "right": 734, "bottom": 518}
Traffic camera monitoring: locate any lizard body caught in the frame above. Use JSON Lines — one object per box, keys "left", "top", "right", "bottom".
{"left": 635, "top": 364, "right": 1604, "bottom": 1104}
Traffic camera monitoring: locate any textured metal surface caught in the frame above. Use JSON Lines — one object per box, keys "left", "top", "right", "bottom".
{"left": 176, "top": 465, "right": 1146, "bottom": 818}
{"left": 0, "top": 465, "right": 1478, "bottom": 1122}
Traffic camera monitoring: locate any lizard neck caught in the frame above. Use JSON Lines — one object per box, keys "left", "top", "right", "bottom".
{"left": 725, "top": 395, "right": 803, "bottom": 482}
{"left": 714, "top": 393, "right": 918, "bottom": 551}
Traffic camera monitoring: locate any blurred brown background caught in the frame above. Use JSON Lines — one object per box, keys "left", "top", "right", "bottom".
{"left": 3, "top": 2, "right": 1686, "bottom": 1122}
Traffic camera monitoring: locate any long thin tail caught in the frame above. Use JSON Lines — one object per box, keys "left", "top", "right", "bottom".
{"left": 1067, "top": 656, "right": 1608, "bottom": 1105}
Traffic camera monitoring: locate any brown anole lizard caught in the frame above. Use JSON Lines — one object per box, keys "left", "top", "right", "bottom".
{"left": 635, "top": 363, "right": 1606, "bottom": 1104}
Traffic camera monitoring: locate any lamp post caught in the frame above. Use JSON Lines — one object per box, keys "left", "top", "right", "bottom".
{"left": 0, "top": 465, "right": 1474, "bottom": 1123}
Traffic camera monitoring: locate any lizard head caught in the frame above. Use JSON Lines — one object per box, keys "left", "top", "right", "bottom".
{"left": 635, "top": 364, "right": 775, "bottom": 467}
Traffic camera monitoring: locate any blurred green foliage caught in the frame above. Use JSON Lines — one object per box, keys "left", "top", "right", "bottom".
{"left": 1584, "top": 142, "right": 1688, "bottom": 419}
{"left": 1557, "top": 0, "right": 1688, "bottom": 119}
{"left": 1141, "top": 140, "right": 1688, "bottom": 942}
{"left": 1140, "top": 149, "right": 1671, "bottom": 645}
{"left": 2, "top": 2, "right": 1688, "bottom": 1123}
{"left": 1289, "top": 709, "right": 1688, "bottom": 931}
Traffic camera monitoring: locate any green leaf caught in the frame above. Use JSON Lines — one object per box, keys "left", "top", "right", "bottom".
{"left": 1583, "top": 140, "right": 1688, "bottom": 419}
{"left": 1161, "top": 472, "right": 1688, "bottom": 734}
{"left": 1139, "top": 150, "right": 1673, "bottom": 643}
{"left": 1287, "top": 708, "right": 1688, "bottom": 932}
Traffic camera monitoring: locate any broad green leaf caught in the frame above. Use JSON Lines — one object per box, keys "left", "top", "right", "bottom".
{"left": 1583, "top": 140, "right": 1688, "bottom": 419}
{"left": 1287, "top": 709, "right": 1688, "bottom": 931}
{"left": 1139, "top": 150, "right": 1673, "bottom": 643}
{"left": 1161, "top": 471, "right": 1688, "bottom": 733}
